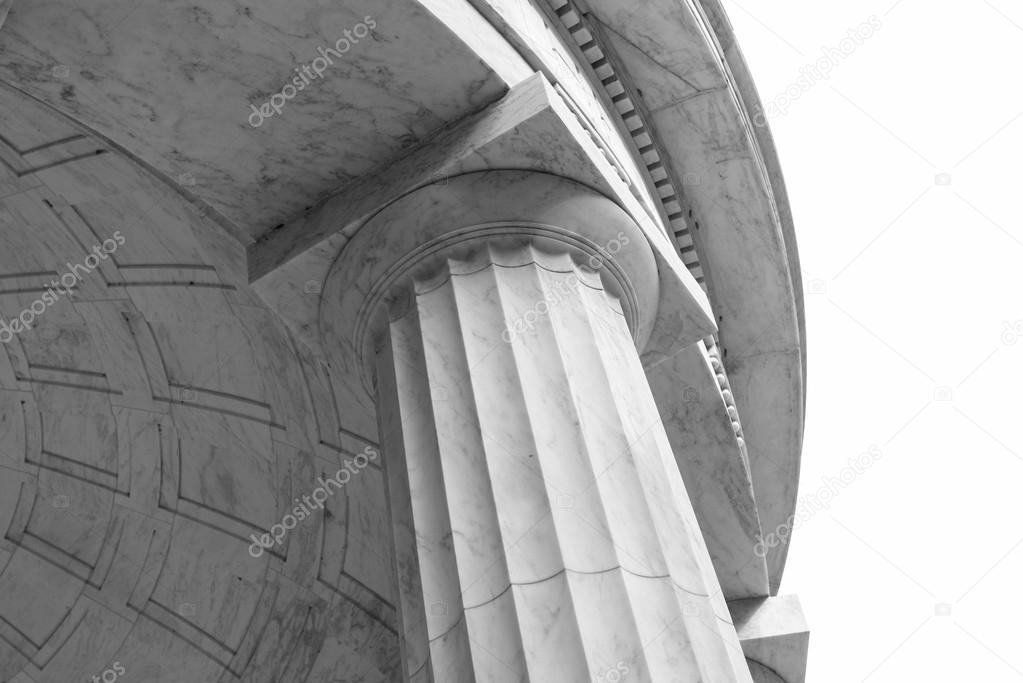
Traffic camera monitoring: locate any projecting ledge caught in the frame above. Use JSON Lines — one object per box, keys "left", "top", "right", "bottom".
{"left": 729, "top": 594, "right": 809, "bottom": 683}
{"left": 246, "top": 73, "right": 713, "bottom": 362}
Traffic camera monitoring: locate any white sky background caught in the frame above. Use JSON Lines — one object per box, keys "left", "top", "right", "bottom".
{"left": 723, "top": 0, "right": 1023, "bottom": 680}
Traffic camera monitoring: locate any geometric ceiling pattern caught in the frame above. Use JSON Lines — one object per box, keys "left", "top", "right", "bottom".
{"left": 0, "top": 81, "right": 397, "bottom": 682}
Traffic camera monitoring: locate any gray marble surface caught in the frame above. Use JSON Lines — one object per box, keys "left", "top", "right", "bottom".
{"left": 377, "top": 242, "right": 751, "bottom": 681}
{"left": 0, "top": 0, "right": 507, "bottom": 239}
{"left": 0, "top": 81, "right": 398, "bottom": 682}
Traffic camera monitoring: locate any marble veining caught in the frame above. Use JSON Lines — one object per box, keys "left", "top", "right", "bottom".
{"left": 376, "top": 242, "right": 751, "bottom": 682}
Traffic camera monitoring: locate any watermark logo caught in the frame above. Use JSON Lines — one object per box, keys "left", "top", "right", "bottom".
{"left": 89, "top": 661, "right": 125, "bottom": 683}
{"left": 596, "top": 661, "right": 630, "bottom": 682}
{"left": 752, "top": 16, "right": 882, "bottom": 126}
{"left": 249, "top": 446, "right": 379, "bottom": 557}
{"left": 502, "top": 232, "right": 631, "bottom": 342}
{"left": 808, "top": 278, "right": 828, "bottom": 295}
{"left": 502, "top": 277, "right": 575, "bottom": 343}
{"left": 1001, "top": 320, "right": 1023, "bottom": 345}
{"left": 247, "top": 16, "right": 376, "bottom": 127}
{"left": 755, "top": 445, "right": 882, "bottom": 557}
{"left": 0, "top": 232, "right": 125, "bottom": 343}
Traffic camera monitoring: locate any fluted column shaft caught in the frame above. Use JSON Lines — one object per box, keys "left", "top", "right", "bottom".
{"left": 375, "top": 241, "right": 752, "bottom": 683}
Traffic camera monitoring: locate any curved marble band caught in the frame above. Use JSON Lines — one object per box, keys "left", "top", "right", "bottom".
{"left": 323, "top": 170, "right": 660, "bottom": 391}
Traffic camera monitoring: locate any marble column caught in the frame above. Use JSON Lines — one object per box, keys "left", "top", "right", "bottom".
{"left": 326, "top": 172, "right": 751, "bottom": 683}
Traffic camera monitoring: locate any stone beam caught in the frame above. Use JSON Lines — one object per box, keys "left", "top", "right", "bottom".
{"left": 247, "top": 72, "right": 713, "bottom": 361}
{"left": 729, "top": 595, "right": 810, "bottom": 683}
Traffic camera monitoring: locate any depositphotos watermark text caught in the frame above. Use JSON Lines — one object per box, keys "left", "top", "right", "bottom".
{"left": 248, "top": 16, "right": 376, "bottom": 127}
{"left": 752, "top": 16, "right": 882, "bottom": 126}
{"left": 0, "top": 231, "right": 125, "bottom": 343}
{"left": 248, "top": 446, "right": 378, "bottom": 557}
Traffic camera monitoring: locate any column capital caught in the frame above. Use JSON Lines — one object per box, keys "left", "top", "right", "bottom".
{"left": 371, "top": 206, "right": 752, "bottom": 680}
{"left": 322, "top": 170, "right": 659, "bottom": 392}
